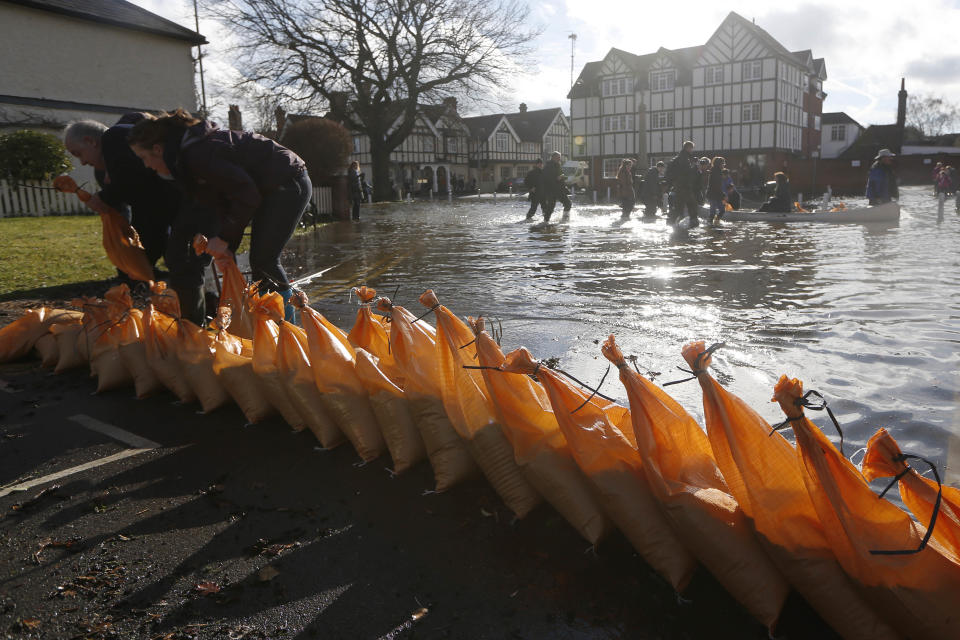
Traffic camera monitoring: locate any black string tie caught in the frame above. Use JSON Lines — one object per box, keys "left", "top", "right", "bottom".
{"left": 870, "top": 453, "right": 943, "bottom": 556}
{"left": 663, "top": 342, "right": 725, "bottom": 386}
{"left": 570, "top": 365, "right": 613, "bottom": 414}
{"left": 413, "top": 304, "right": 440, "bottom": 322}
{"left": 768, "top": 390, "right": 845, "bottom": 456}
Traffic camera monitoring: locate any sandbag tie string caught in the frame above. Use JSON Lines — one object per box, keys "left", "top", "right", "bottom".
{"left": 413, "top": 304, "right": 440, "bottom": 322}
{"left": 769, "top": 414, "right": 804, "bottom": 434}
{"left": 570, "top": 364, "right": 613, "bottom": 414}
{"left": 663, "top": 342, "right": 725, "bottom": 386}
{"left": 870, "top": 453, "right": 943, "bottom": 556}
{"left": 799, "top": 390, "right": 845, "bottom": 457}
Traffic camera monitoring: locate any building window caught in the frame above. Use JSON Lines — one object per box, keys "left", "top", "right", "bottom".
{"left": 602, "top": 114, "right": 635, "bottom": 132}
{"left": 602, "top": 76, "right": 633, "bottom": 97}
{"left": 544, "top": 140, "right": 553, "bottom": 155}
{"left": 446, "top": 137, "right": 458, "bottom": 154}
{"left": 705, "top": 106, "right": 722, "bottom": 125}
{"left": 651, "top": 111, "right": 675, "bottom": 129}
{"left": 495, "top": 132, "right": 509, "bottom": 152}
{"left": 742, "top": 103, "right": 761, "bottom": 123}
{"left": 500, "top": 166, "right": 512, "bottom": 179}
{"left": 521, "top": 142, "right": 537, "bottom": 153}
{"left": 516, "top": 166, "right": 529, "bottom": 178}
{"left": 705, "top": 65, "right": 723, "bottom": 85}
{"left": 830, "top": 125, "right": 846, "bottom": 141}
{"left": 603, "top": 158, "right": 620, "bottom": 178}
{"left": 423, "top": 136, "right": 434, "bottom": 152}
{"left": 352, "top": 136, "right": 361, "bottom": 153}
{"left": 575, "top": 142, "right": 586, "bottom": 156}
{"left": 743, "top": 60, "right": 762, "bottom": 81}
{"left": 650, "top": 70, "right": 675, "bottom": 92}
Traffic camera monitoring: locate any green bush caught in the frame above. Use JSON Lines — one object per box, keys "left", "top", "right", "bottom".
{"left": 0, "top": 129, "right": 73, "bottom": 183}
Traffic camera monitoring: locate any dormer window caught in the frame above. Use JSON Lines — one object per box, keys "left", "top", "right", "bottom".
{"left": 602, "top": 76, "right": 633, "bottom": 97}
{"left": 705, "top": 65, "right": 723, "bottom": 85}
{"left": 650, "top": 70, "right": 675, "bottom": 92}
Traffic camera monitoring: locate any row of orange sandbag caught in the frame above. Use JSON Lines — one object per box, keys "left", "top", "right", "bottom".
{"left": 3, "top": 280, "right": 959, "bottom": 639}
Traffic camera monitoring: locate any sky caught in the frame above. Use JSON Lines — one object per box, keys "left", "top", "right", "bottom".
{"left": 133, "top": 0, "right": 960, "bottom": 127}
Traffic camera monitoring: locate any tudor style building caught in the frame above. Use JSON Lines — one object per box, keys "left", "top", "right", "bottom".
{"left": 464, "top": 104, "right": 571, "bottom": 191}
{"left": 568, "top": 11, "right": 826, "bottom": 187}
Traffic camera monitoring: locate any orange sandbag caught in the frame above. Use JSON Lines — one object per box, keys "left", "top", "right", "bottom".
{"left": 0, "top": 307, "right": 82, "bottom": 363}
{"left": 34, "top": 333, "right": 59, "bottom": 368}
{"left": 86, "top": 286, "right": 134, "bottom": 392}
{"left": 683, "top": 341, "right": 898, "bottom": 639}
{"left": 193, "top": 234, "right": 253, "bottom": 340}
{"left": 379, "top": 297, "right": 476, "bottom": 491}
{"left": 53, "top": 175, "right": 154, "bottom": 283}
{"left": 503, "top": 347, "right": 697, "bottom": 592}
{"left": 298, "top": 302, "right": 385, "bottom": 462}
{"left": 275, "top": 320, "right": 343, "bottom": 448}
{"left": 213, "top": 336, "right": 275, "bottom": 424}
{"left": 773, "top": 375, "right": 960, "bottom": 640}
{"left": 143, "top": 304, "right": 195, "bottom": 404}
{"left": 177, "top": 315, "right": 232, "bottom": 413}
{"left": 863, "top": 428, "right": 960, "bottom": 557}
{"left": 52, "top": 322, "right": 85, "bottom": 372}
{"left": 249, "top": 289, "right": 306, "bottom": 430}
{"left": 603, "top": 336, "right": 789, "bottom": 625}
{"left": 420, "top": 290, "right": 540, "bottom": 518}
{"left": 472, "top": 320, "right": 611, "bottom": 545}
{"left": 355, "top": 348, "right": 426, "bottom": 473}
{"left": 347, "top": 286, "right": 404, "bottom": 385}
{"left": 117, "top": 308, "right": 163, "bottom": 398}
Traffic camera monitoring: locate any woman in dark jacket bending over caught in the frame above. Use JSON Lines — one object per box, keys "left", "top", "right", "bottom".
{"left": 128, "top": 109, "right": 311, "bottom": 321}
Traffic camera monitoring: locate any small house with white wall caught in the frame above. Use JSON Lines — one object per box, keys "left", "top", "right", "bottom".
{"left": 820, "top": 112, "right": 863, "bottom": 158}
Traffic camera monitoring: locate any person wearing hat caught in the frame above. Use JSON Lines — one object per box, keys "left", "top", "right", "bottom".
{"left": 866, "top": 149, "right": 898, "bottom": 206}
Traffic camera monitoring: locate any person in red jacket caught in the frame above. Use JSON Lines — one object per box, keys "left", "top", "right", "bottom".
{"left": 128, "top": 109, "right": 312, "bottom": 322}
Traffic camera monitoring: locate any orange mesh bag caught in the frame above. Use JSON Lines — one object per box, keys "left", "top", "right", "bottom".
{"left": 34, "top": 333, "right": 59, "bottom": 368}
{"left": 683, "top": 341, "right": 898, "bottom": 640}
{"left": 87, "top": 286, "right": 134, "bottom": 393}
{"left": 52, "top": 322, "right": 85, "bottom": 372}
{"left": 379, "top": 297, "right": 477, "bottom": 491}
{"left": 193, "top": 235, "right": 254, "bottom": 340}
{"left": 298, "top": 302, "right": 385, "bottom": 462}
{"left": 473, "top": 321, "right": 610, "bottom": 545}
{"left": 53, "top": 175, "right": 154, "bottom": 283}
{"left": 420, "top": 290, "right": 540, "bottom": 518}
{"left": 773, "top": 375, "right": 960, "bottom": 640}
{"left": 355, "top": 348, "right": 426, "bottom": 473}
{"left": 604, "top": 336, "right": 790, "bottom": 625}
{"left": 347, "top": 286, "right": 404, "bottom": 386}
{"left": 276, "top": 320, "right": 343, "bottom": 448}
{"left": 116, "top": 308, "right": 164, "bottom": 398}
{"left": 249, "top": 288, "right": 306, "bottom": 430}
{"left": 177, "top": 312, "right": 233, "bottom": 414}
{"left": 863, "top": 428, "right": 960, "bottom": 557}
{"left": 142, "top": 297, "right": 196, "bottom": 404}
{"left": 505, "top": 347, "right": 696, "bottom": 591}
{"left": 0, "top": 307, "right": 82, "bottom": 363}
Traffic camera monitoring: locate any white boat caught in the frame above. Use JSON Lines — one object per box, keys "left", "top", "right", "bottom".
{"left": 721, "top": 201, "right": 900, "bottom": 224}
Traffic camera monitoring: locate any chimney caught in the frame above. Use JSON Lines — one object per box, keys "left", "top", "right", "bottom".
{"left": 329, "top": 91, "right": 349, "bottom": 119}
{"left": 228, "top": 104, "right": 242, "bottom": 131}
{"left": 896, "top": 78, "right": 907, "bottom": 153}
{"left": 442, "top": 96, "right": 458, "bottom": 114}
{"left": 274, "top": 106, "right": 286, "bottom": 137}
{"left": 519, "top": 103, "right": 528, "bottom": 113}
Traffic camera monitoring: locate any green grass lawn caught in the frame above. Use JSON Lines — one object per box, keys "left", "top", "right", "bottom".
{"left": 0, "top": 215, "right": 115, "bottom": 298}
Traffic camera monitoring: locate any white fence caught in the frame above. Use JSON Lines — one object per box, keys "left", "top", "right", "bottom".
{"left": 313, "top": 186, "right": 333, "bottom": 214}
{"left": 0, "top": 179, "right": 87, "bottom": 217}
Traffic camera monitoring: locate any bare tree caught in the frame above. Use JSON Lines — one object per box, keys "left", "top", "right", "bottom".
{"left": 205, "top": 0, "right": 540, "bottom": 200}
{"left": 906, "top": 93, "right": 960, "bottom": 138}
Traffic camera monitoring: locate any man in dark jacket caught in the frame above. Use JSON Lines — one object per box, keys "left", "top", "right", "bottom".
{"left": 540, "top": 151, "right": 566, "bottom": 222}
{"left": 666, "top": 141, "right": 701, "bottom": 226}
{"left": 64, "top": 115, "right": 179, "bottom": 273}
{"left": 524, "top": 158, "right": 544, "bottom": 220}
{"left": 642, "top": 161, "right": 665, "bottom": 219}
{"left": 866, "top": 149, "right": 898, "bottom": 205}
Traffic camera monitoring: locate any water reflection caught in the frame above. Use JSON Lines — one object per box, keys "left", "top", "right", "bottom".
{"left": 284, "top": 187, "right": 960, "bottom": 470}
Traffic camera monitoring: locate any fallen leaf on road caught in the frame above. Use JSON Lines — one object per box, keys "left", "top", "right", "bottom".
{"left": 19, "top": 617, "right": 41, "bottom": 629}
{"left": 411, "top": 607, "right": 429, "bottom": 621}
{"left": 258, "top": 566, "right": 280, "bottom": 582}
{"left": 195, "top": 582, "right": 221, "bottom": 596}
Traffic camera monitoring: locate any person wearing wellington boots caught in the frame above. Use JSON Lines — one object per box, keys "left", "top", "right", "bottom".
{"left": 129, "top": 109, "right": 311, "bottom": 323}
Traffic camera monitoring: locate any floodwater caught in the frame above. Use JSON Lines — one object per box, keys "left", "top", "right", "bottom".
{"left": 282, "top": 185, "right": 960, "bottom": 482}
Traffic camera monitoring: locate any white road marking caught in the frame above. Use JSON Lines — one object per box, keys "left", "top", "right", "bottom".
{"left": 68, "top": 414, "right": 161, "bottom": 449}
{"left": 0, "top": 449, "right": 152, "bottom": 498}
{"left": 0, "top": 378, "right": 15, "bottom": 393}
{"left": 0, "top": 415, "right": 162, "bottom": 498}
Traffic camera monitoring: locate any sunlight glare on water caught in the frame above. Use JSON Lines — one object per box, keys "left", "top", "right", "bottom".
{"left": 284, "top": 186, "right": 960, "bottom": 471}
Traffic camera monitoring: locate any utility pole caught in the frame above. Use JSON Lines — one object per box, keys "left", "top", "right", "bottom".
{"left": 193, "top": 0, "right": 207, "bottom": 117}
{"left": 568, "top": 33, "right": 577, "bottom": 163}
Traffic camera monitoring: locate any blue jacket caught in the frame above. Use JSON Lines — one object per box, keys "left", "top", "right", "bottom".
{"left": 866, "top": 161, "right": 897, "bottom": 203}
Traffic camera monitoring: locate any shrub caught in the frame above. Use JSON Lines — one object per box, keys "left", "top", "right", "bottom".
{"left": 281, "top": 118, "right": 352, "bottom": 180}
{"left": 0, "top": 130, "right": 73, "bottom": 183}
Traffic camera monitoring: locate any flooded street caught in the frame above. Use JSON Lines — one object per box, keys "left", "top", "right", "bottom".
{"left": 284, "top": 185, "right": 960, "bottom": 480}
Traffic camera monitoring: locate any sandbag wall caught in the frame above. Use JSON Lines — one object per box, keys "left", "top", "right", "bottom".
{"left": 2, "top": 279, "right": 959, "bottom": 640}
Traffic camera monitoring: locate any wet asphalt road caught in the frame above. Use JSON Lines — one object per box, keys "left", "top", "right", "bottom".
{"left": 0, "top": 356, "right": 841, "bottom": 639}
